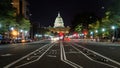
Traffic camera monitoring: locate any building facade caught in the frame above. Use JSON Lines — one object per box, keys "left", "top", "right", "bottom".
{"left": 11, "top": 0, "right": 30, "bottom": 39}
{"left": 12, "top": 0, "right": 29, "bottom": 19}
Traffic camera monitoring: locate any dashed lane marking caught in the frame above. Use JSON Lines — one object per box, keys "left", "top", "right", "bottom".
{"left": 1, "top": 54, "right": 13, "bottom": 57}
{"left": 47, "top": 55, "right": 56, "bottom": 58}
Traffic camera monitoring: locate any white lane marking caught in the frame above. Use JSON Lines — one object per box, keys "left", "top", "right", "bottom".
{"left": 60, "top": 42, "right": 63, "bottom": 61}
{"left": 4, "top": 43, "right": 52, "bottom": 68}
{"left": 60, "top": 41, "right": 83, "bottom": 68}
{"left": 15, "top": 43, "right": 55, "bottom": 68}
{"left": 1, "top": 54, "right": 13, "bottom": 57}
{"left": 27, "top": 56, "right": 39, "bottom": 60}
{"left": 47, "top": 55, "right": 56, "bottom": 58}
{"left": 63, "top": 44, "right": 83, "bottom": 68}
{"left": 66, "top": 52, "right": 80, "bottom": 54}
{"left": 71, "top": 44, "right": 117, "bottom": 68}
{"left": 74, "top": 43, "right": 120, "bottom": 66}
{"left": 60, "top": 42, "right": 77, "bottom": 68}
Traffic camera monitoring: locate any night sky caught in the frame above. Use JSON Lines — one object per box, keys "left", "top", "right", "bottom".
{"left": 28, "top": 0, "right": 109, "bottom": 27}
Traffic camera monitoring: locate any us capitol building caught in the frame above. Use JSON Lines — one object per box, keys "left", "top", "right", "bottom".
{"left": 48, "top": 12, "right": 70, "bottom": 34}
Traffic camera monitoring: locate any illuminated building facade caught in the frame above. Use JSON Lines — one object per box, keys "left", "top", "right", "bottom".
{"left": 49, "top": 12, "right": 70, "bottom": 34}
{"left": 11, "top": 0, "right": 29, "bottom": 19}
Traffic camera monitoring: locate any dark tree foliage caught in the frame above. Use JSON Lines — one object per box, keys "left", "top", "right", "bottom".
{"left": 0, "top": 0, "right": 14, "bottom": 19}
{"left": 0, "top": 0, "right": 30, "bottom": 34}
{"left": 71, "top": 12, "right": 99, "bottom": 32}
{"left": 105, "top": 0, "right": 120, "bottom": 15}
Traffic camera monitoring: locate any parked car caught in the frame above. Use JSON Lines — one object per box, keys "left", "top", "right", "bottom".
{"left": 25, "top": 39, "right": 32, "bottom": 42}
{"left": 1, "top": 39, "right": 12, "bottom": 44}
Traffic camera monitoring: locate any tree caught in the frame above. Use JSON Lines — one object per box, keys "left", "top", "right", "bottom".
{"left": 0, "top": 0, "right": 15, "bottom": 18}
{"left": 71, "top": 12, "right": 98, "bottom": 32}
{"left": 106, "top": 0, "right": 120, "bottom": 27}
{"left": 89, "top": 11, "right": 120, "bottom": 38}
{"left": 89, "top": 20, "right": 100, "bottom": 30}
{"left": 74, "top": 24, "right": 83, "bottom": 33}
{"left": 0, "top": 0, "right": 16, "bottom": 34}
{"left": 18, "top": 18, "right": 31, "bottom": 30}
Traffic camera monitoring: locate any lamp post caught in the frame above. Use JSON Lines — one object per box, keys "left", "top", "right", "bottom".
{"left": 111, "top": 26, "right": 115, "bottom": 42}
{"left": 95, "top": 30, "right": 98, "bottom": 37}
{"left": 102, "top": 28, "right": 105, "bottom": 32}
{"left": 6, "top": 24, "right": 10, "bottom": 39}
{"left": 102, "top": 28, "right": 105, "bottom": 38}
{"left": 95, "top": 30, "right": 98, "bottom": 33}
{"left": 111, "top": 26, "right": 115, "bottom": 36}
{"left": 0, "top": 24, "right": 2, "bottom": 40}
{"left": 90, "top": 31, "right": 94, "bottom": 39}
{"left": 0, "top": 24, "right": 2, "bottom": 28}
{"left": 95, "top": 30, "right": 99, "bottom": 42}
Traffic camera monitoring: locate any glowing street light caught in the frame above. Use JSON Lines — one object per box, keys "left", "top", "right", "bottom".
{"left": 90, "top": 31, "right": 94, "bottom": 39}
{"left": 90, "top": 31, "right": 93, "bottom": 35}
{"left": 111, "top": 26, "right": 116, "bottom": 42}
{"left": 10, "top": 27, "right": 14, "bottom": 30}
{"left": 111, "top": 26, "right": 115, "bottom": 30}
{"left": 20, "top": 29, "right": 23, "bottom": 32}
{"left": 95, "top": 30, "right": 98, "bottom": 33}
{"left": 102, "top": 28, "right": 105, "bottom": 32}
{"left": 101, "top": 28, "right": 105, "bottom": 37}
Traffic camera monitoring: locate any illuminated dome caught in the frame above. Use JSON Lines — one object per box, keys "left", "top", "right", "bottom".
{"left": 54, "top": 12, "right": 64, "bottom": 28}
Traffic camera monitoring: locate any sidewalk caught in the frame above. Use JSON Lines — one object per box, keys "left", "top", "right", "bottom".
{"left": 93, "top": 41, "right": 120, "bottom": 46}
{"left": 78, "top": 39, "right": 120, "bottom": 46}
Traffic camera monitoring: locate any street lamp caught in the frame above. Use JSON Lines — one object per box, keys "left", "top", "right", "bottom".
{"left": 111, "top": 26, "right": 115, "bottom": 30}
{"left": 0, "top": 24, "right": 2, "bottom": 28}
{"left": 90, "top": 31, "right": 94, "bottom": 39}
{"left": 90, "top": 31, "right": 93, "bottom": 35}
{"left": 20, "top": 29, "right": 23, "bottom": 32}
{"left": 102, "top": 28, "right": 105, "bottom": 38}
{"left": 10, "top": 27, "right": 14, "bottom": 31}
{"left": 95, "top": 30, "right": 98, "bottom": 33}
{"left": 111, "top": 26, "right": 115, "bottom": 36}
{"left": 102, "top": 28, "right": 105, "bottom": 32}
{"left": 111, "top": 26, "right": 116, "bottom": 42}
{"left": 94, "top": 30, "right": 99, "bottom": 41}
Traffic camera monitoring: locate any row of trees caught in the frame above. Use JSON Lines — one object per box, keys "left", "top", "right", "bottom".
{"left": 73, "top": 11, "right": 120, "bottom": 39}
{"left": 88, "top": 11, "right": 120, "bottom": 38}
{"left": 72, "top": 1, "right": 120, "bottom": 39}
{"left": 88, "top": 0, "right": 120, "bottom": 38}
{"left": 0, "top": 0, "right": 30, "bottom": 36}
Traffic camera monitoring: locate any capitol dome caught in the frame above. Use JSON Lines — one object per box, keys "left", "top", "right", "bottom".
{"left": 54, "top": 12, "right": 64, "bottom": 28}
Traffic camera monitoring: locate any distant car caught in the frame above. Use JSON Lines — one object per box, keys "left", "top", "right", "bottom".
{"left": 64, "top": 37, "right": 70, "bottom": 41}
{"left": 25, "top": 39, "right": 32, "bottom": 42}
{"left": 21, "top": 39, "right": 26, "bottom": 43}
{"left": 21, "top": 39, "right": 32, "bottom": 43}
{"left": 15, "top": 39, "right": 22, "bottom": 43}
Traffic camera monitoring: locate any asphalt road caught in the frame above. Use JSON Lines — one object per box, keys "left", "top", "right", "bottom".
{"left": 0, "top": 40, "right": 51, "bottom": 68}
{"left": 74, "top": 40, "right": 120, "bottom": 66}
{"left": 0, "top": 39, "right": 120, "bottom": 68}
